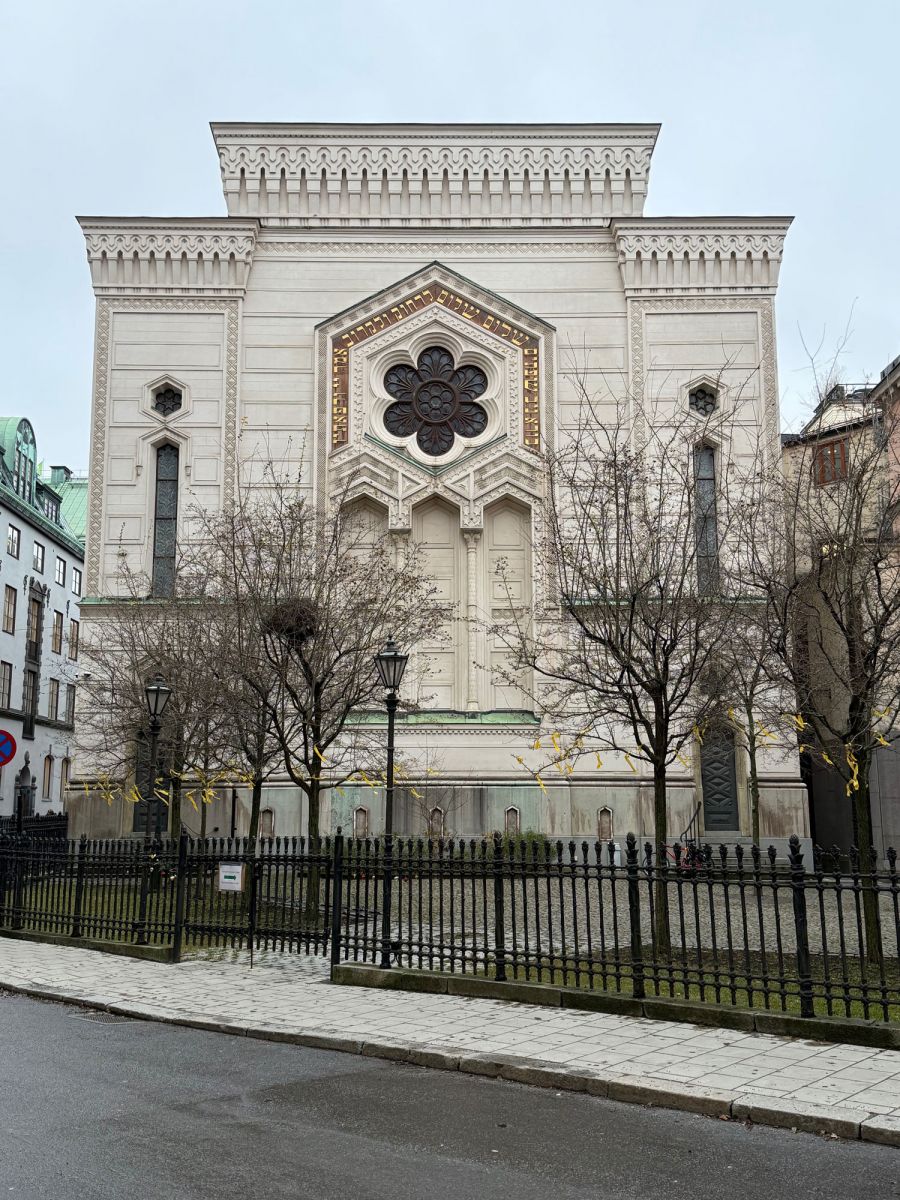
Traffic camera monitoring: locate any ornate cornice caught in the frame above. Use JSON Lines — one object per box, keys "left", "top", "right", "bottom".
{"left": 257, "top": 237, "right": 618, "bottom": 257}
{"left": 77, "top": 218, "right": 259, "bottom": 296}
{"left": 210, "top": 123, "right": 659, "bottom": 223}
{"left": 612, "top": 218, "right": 792, "bottom": 296}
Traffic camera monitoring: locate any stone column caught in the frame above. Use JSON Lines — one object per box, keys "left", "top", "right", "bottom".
{"left": 463, "top": 531, "right": 482, "bottom": 712}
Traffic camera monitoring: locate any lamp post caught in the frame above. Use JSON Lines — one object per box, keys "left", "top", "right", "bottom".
{"left": 136, "top": 674, "right": 172, "bottom": 945}
{"left": 143, "top": 674, "right": 173, "bottom": 842}
{"left": 373, "top": 637, "right": 408, "bottom": 969}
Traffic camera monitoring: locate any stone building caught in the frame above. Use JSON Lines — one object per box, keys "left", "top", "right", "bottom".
{"left": 0, "top": 418, "right": 83, "bottom": 818}
{"left": 73, "top": 121, "right": 807, "bottom": 841}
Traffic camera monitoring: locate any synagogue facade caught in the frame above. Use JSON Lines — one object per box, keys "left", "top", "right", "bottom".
{"left": 75, "top": 122, "right": 807, "bottom": 842}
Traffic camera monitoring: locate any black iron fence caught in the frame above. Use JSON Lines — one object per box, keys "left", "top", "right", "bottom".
{"left": 0, "top": 834, "right": 333, "bottom": 956}
{"left": 0, "top": 812, "right": 68, "bottom": 837}
{"left": 1, "top": 831, "right": 898, "bottom": 1023}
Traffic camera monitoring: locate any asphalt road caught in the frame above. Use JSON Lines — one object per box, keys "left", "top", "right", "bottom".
{"left": 1, "top": 992, "right": 898, "bottom": 1200}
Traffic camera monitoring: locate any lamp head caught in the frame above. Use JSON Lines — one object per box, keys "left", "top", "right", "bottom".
{"left": 373, "top": 637, "right": 408, "bottom": 693}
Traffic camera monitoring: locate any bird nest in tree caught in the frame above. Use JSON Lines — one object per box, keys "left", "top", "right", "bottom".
{"left": 264, "top": 598, "right": 318, "bottom": 649}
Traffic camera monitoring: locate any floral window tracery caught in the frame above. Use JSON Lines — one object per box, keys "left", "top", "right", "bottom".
{"left": 383, "top": 346, "right": 488, "bottom": 457}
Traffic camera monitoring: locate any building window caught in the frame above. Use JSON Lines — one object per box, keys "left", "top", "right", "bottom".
{"left": 815, "top": 438, "right": 849, "bottom": 486}
{"left": 689, "top": 386, "right": 718, "bottom": 417}
{"left": 23, "top": 669, "right": 37, "bottom": 738}
{"left": 694, "top": 444, "right": 719, "bottom": 595}
{"left": 152, "top": 444, "right": 180, "bottom": 598}
{"left": 259, "top": 808, "right": 275, "bottom": 839}
{"left": 504, "top": 805, "right": 521, "bottom": 836}
{"left": 2, "top": 586, "right": 15, "bottom": 634}
{"left": 65, "top": 683, "right": 76, "bottom": 726}
{"left": 427, "top": 806, "right": 446, "bottom": 839}
{"left": 383, "top": 346, "right": 488, "bottom": 457}
{"left": 43, "top": 496, "right": 60, "bottom": 523}
{"left": 42, "top": 754, "right": 53, "bottom": 799}
{"left": 597, "top": 806, "right": 614, "bottom": 841}
{"left": 0, "top": 661, "right": 11, "bottom": 709}
{"left": 48, "top": 678, "right": 60, "bottom": 721}
{"left": 72, "top": 567, "right": 82, "bottom": 597}
{"left": 7, "top": 525, "right": 20, "bottom": 558}
{"left": 33, "top": 542, "right": 45, "bottom": 573}
{"left": 353, "top": 805, "right": 369, "bottom": 839}
{"left": 12, "top": 420, "right": 37, "bottom": 503}
{"left": 153, "top": 386, "right": 183, "bottom": 417}
{"left": 60, "top": 757, "right": 70, "bottom": 801}
{"left": 51, "top": 610, "right": 63, "bottom": 654}
{"left": 68, "top": 619, "right": 79, "bottom": 661}
{"left": 26, "top": 596, "right": 42, "bottom": 660}
{"left": 55, "top": 557, "right": 66, "bottom": 587}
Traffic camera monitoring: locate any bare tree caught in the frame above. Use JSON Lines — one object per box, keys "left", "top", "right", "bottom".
{"left": 78, "top": 561, "right": 224, "bottom": 837}
{"left": 495, "top": 378, "right": 761, "bottom": 945}
{"left": 759, "top": 388, "right": 900, "bottom": 963}
{"left": 192, "top": 470, "right": 448, "bottom": 844}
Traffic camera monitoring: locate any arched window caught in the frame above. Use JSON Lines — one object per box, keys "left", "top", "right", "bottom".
{"left": 504, "top": 805, "right": 520, "bottom": 836}
{"left": 597, "top": 806, "right": 614, "bottom": 841}
{"left": 59, "top": 757, "right": 70, "bottom": 801}
{"left": 428, "top": 806, "right": 445, "bottom": 839}
{"left": 151, "top": 443, "right": 179, "bottom": 598}
{"left": 42, "top": 754, "right": 54, "bottom": 799}
{"left": 12, "top": 419, "right": 37, "bottom": 504}
{"left": 693, "top": 444, "right": 719, "bottom": 595}
{"left": 353, "top": 805, "right": 369, "bottom": 839}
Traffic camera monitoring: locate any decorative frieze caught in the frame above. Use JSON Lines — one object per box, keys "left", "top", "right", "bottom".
{"left": 78, "top": 219, "right": 258, "bottom": 296}
{"left": 612, "top": 218, "right": 791, "bottom": 295}
{"left": 211, "top": 123, "right": 659, "bottom": 223}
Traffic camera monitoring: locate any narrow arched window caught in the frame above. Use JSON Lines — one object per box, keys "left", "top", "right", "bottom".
{"left": 504, "top": 805, "right": 520, "bottom": 836}
{"left": 597, "top": 806, "right": 613, "bottom": 841}
{"left": 42, "top": 754, "right": 53, "bottom": 799}
{"left": 428, "top": 806, "right": 445, "bottom": 839}
{"left": 152, "top": 444, "right": 179, "bottom": 597}
{"left": 353, "top": 805, "right": 369, "bottom": 839}
{"left": 59, "top": 757, "right": 70, "bottom": 801}
{"left": 693, "top": 444, "right": 719, "bottom": 595}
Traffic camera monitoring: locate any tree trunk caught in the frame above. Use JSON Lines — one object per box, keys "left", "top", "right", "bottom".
{"left": 652, "top": 758, "right": 671, "bottom": 955}
{"left": 303, "top": 776, "right": 322, "bottom": 929}
{"left": 746, "top": 724, "right": 761, "bottom": 846}
{"left": 169, "top": 776, "right": 182, "bottom": 841}
{"left": 248, "top": 776, "right": 263, "bottom": 841}
{"left": 853, "top": 760, "right": 883, "bottom": 970}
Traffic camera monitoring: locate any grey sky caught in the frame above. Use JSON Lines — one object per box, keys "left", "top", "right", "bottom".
{"left": 2, "top": 0, "right": 896, "bottom": 470}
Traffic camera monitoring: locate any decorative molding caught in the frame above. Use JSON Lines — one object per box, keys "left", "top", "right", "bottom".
{"left": 211, "top": 124, "right": 659, "bottom": 222}
{"left": 626, "top": 296, "right": 780, "bottom": 467}
{"left": 613, "top": 219, "right": 791, "bottom": 296}
{"left": 258, "top": 239, "right": 617, "bottom": 257}
{"left": 78, "top": 220, "right": 258, "bottom": 296}
{"left": 85, "top": 297, "right": 240, "bottom": 596}
{"left": 329, "top": 278, "right": 542, "bottom": 454}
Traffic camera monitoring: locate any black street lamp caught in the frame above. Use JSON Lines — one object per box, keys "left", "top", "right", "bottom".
{"left": 373, "top": 637, "right": 408, "bottom": 969}
{"left": 137, "top": 673, "right": 172, "bottom": 946}
{"left": 144, "top": 674, "right": 173, "bottom": 841}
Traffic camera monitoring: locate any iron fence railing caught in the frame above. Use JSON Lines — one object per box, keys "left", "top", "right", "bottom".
{"left": 0, "top": 812, "right": 68, "bottom": 837}
{"left": 1, "top": 831, "right": 898, "bottom": 1023}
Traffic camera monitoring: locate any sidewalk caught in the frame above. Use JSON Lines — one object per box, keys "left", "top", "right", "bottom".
{"left": 1, "top": 938, "right": 899, "bottom": 1145}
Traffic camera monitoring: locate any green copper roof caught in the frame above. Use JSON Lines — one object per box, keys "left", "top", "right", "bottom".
{"left": 0, "top": 417, "right": 28, "bottom": 463}
{"left": 55, "top": 475, "right": 88, "bottom": 543}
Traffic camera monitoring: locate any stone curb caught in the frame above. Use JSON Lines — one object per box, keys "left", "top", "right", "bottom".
{"left": 1, "top": 976, "right": 897, "bottom": 1147}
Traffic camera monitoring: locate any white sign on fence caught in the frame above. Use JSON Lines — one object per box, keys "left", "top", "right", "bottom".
{"left": 218, "top": 863, "right": 245, "bottom": 892}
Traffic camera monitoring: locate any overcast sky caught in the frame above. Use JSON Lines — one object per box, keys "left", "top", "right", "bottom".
{"left": 1, "top": 0, "right": 896, "bottom": 470}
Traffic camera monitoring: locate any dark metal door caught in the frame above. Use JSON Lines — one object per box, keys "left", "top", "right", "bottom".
{"left": 700, "top": 729, "right": 740, "bottom": 832}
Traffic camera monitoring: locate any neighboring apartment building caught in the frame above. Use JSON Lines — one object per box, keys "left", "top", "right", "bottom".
{"left": 0, "top": 417, "right": 84, "bottom": 817}
{"left": 73, "top": 120, "right": 806, "bottom": 842}
{"left": 781, "top": 353, "right": 900, "bottom": 860}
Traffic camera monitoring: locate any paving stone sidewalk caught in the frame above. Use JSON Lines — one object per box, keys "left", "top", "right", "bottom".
{"left": 1, "top": 939, "right": 899, "bottom": 1145}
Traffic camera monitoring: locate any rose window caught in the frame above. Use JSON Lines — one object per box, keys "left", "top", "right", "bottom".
{"left": 383, "top": 346, "right": 488, "bottom": 456}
